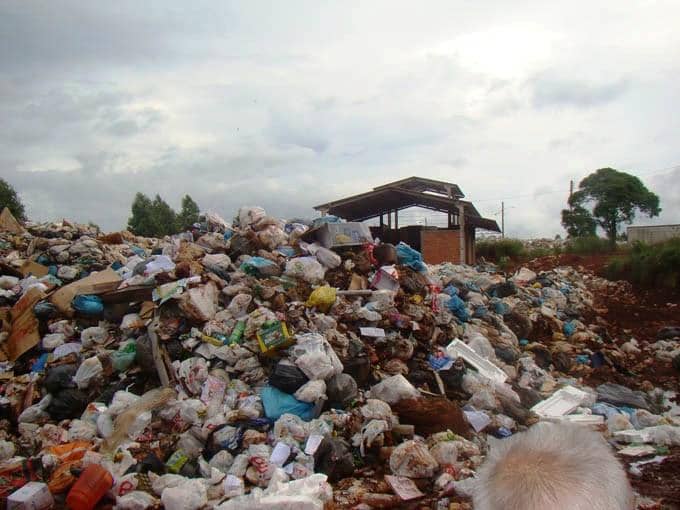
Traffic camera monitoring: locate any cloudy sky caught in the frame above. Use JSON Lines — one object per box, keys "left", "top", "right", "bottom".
{"left": 2, "top": 1, "right": 679, "bottom": 237}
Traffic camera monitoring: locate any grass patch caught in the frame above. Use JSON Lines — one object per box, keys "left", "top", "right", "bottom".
{"left": 605, "top": 239, "right": 680, "bottom": 289}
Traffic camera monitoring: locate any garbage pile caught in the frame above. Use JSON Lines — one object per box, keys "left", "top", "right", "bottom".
{"left": 0, "top": 206, "right": 678, "bottom": 509}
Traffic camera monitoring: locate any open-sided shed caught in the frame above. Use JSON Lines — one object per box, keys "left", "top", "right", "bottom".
{"left": 314, "top": 177, "right": 500, "bottom": 264}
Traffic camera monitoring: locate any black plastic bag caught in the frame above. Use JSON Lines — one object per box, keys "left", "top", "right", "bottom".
{"left": 326, "top": 373, "right": 358, "bottom": 409}
{"left": 44, "top": 365, "right": 77, "bottom": 394}
{"left": 313, "top": 437, "right": 355, "bottom": 482}
{"left": 47, "top": 389, "right": 89, "bottom": 421}
{"left": 269, "top": 360, "right": 308, "bottom": 394}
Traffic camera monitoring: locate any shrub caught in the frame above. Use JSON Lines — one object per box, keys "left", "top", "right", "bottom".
{"left": 563, "top": 236, "right": 613, "bottom": 255}
{"left": 605, "top": 239, "right": 680, "bottom": 289}
{"left": 476, "top": 239, "right": 525, "bottom": 261}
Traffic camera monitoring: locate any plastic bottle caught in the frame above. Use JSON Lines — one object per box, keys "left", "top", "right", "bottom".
{"left": 66, "top": 464, "right": 113, "bottom": 510}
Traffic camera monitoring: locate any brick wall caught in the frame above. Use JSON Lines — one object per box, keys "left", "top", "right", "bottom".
{"left": 421, "top": 229, "right": 463, "bottom": 264}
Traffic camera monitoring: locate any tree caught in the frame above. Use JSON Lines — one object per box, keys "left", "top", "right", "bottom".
{"left": 562, "top": 168, "right": 660, "bottom": 245}
{"left": 150, "top": 194, "right": 177, "bottom": 237}
{"left": 0, "top": 178, "right": 26, "bottom": 221}
{"left": 561, "top": 205, "right": 597, "bottom": 238}
{"left": 177, "top": 194, "right": 200, "bottom": 231}
{"left": 128, "top": 192, "right": 156, "bottom": 237}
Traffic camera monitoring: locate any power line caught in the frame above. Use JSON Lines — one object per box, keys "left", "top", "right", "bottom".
{"left": 468, "top": 162, "right": 680, "bottom": 204}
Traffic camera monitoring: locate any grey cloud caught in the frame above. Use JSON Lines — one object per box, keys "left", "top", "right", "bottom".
{"left": 531, "top": 75, "right": 630, "bottom": 108}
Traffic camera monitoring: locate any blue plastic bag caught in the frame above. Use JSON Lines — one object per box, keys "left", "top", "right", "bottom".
{"left": 240, "top": 257, "right": 278, "bottom": 277}
{"left": 444, "top": 285, "right": 459, "bottom": 297}
{"left": 446, "top": 294, "right": 469, "bottom": 322}
{"left": 473, "top": 305, "right": 488, "bottom": 318}
{"left": 396, "top": 242, "right": 427, "bottom": 272}
{"left": 489, "top": 298, "right": 510, "bottom": 316}
{"left": 72, "top": 295, "right": 104, "bottom": 315}
{"left": 261, "top": 386, "right": 315, "bottom": 421}
{"left": 563, "top": 320, "right": 577, "bottom": 337}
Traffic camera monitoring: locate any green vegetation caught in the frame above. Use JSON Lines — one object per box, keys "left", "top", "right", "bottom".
{"left": 128, "top": 192, "right": 201, "bottom": 237}
{"left": 562, "top": 168, "right": 660, "bottom": 246}
{"left": 0, "top": 178, "right": 26, "bottom": 221}
{"left": 606, "top": 239, "right": 680, "bottom": 289}
{"left": 562, "top": 236, "right": 613, "bottom": 255}
{"left": 476, "top": 239, "right": 525, "bottom": 261}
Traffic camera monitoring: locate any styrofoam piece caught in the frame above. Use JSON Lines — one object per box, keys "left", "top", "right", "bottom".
{"left": 614, "top": 428, "right": 655, "bottom": 444}
{"left": 446, "top": 339, "right": 507, "bottom": 384}
{"left": 544, "top": 414, "right": 605, "bottom": 426}
{"left": 531, "top": 386, "right": 591, "bottom": 418}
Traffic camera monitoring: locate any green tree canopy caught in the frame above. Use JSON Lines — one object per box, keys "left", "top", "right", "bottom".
{"left": 177, "top": 194, "right": 200, "bottom": 231}
{"left": 0, "top": 178, "right": 26, "bottom": 221}
{"left": 151, "top": 194, "right": 178, "bottom": 237}
{"left": 127, "top": 192, "right": 156, "bottom": 237}
{"left": 562, "top": 168, "right": 660, "bottom": 244}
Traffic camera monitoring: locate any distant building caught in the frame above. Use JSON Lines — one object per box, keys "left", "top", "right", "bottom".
{"left": 314, "top": 176, "right": 500, "bottom": 264}
{"left": 627, "top": 224, "right": 680, "bottom": 244}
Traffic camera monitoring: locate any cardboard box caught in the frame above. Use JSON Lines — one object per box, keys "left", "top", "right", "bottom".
{"left": 7, "top": 482, "right": 54, "bottom": 510}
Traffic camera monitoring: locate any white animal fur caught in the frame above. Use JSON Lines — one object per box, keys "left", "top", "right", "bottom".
{"left": 473, "top": 422, "right": 634, "bottom": 510}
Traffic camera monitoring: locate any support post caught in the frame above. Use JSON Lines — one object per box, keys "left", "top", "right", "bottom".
{"left": 458, "top": 203, "right": 466, "bottom": 264}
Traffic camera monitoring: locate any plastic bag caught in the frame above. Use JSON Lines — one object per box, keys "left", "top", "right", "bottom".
{"left": 294, "top": 380, "right": 327, "bottom": 403}
{"left": 313, "top": 438, "right": 355, "bottom": 483}
{"left": 72, "top": 295, "right": 104, "bottom": 315}
{"left": 290, "top": 333, "right": 343, "bottom": 381}
{"left": 81, "top": 326, "right": 108, "bottom": 347}
{"left": 44, "top": 365, "right": 77, "bottom": 394}
{"left": 111, "top": 341, "right": 137, "bottom": 372}
{"left": 284, "top": 257, "right": 325, "bottom": 284}
{"left": 269, "top": 361, "right": 308, "bottom": 394}
{"left": 315, "top": 247, "right": 341, "bottom": 269}
{"left": 305, "top": 286, "right": 336, "bottom": 313}
{"left": 117, "top": 491, "right": 157, "bottom": 510}
{"left": 102, "top": 388, "right": 176, "bottom": 454}
{"left": 368, "top": 374, "right": 420, "bottom": 404}
{"left": 396, "top": 242, "right": 427, "bottom": 272}
{"left": 74, "top": 356, "right": 104, "bottom": 389}
{"left": 202, "top": 253, "right": 232, "bottom": 279}
{"left": 47, "top": 389, "right": 89, "bottom": 421}
{"left": 161, "top": 478, "right": 207, "bottom": 510}
{"left": 226, "top": 294, "right": 253, "bottom": 319}
{"left": 261, "top": 386, "right": 316, "bottom": 421}
{"left": 326, "top": 373, "right": 358, "bottom": 408}
{"left": 237, "top": 206, "right": 266, "bottom": 229}
{"left": 389, "top": 440, "right": 439, "bottom": 478}
{"left": 241, "top": 257, "right": 281, "bottom": 278}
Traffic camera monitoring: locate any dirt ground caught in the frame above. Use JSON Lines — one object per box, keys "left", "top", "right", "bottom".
{"left": 526, "top": 253, "right": 680, "bottom": 509}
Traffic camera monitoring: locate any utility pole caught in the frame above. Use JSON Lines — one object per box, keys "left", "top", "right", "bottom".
{"left": 569, "top": 180, "right": 574, "bottom": 210}
{"left": 501, "top": 201, "right": 505, "bottom": 239}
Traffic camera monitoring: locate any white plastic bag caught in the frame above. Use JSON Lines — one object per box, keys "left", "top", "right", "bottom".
{"left": 284, "top": 257, "right": 326, "bottom": 284}
{"left": 238, "top": 206, "right": 267, "bottom": 229}
{"left": 74, "top": 356, "right": 104, "bottom": 389}
{"left": 294, "top": 380, "right": 327, "bottom": 403}
{"left": 389, "top": 440, "right": 439, "bottom": 478}
{"left": 368, "top": 374, "right": 420, "bottom": 404}
{"left": 162, "top": 479, "right": 207, "bottom": 510}
{"left": 315, "top": 247, "right": 341, "bottom": 269}
{"left": 290, "top": 333, "right": 343, "bottom": 381}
